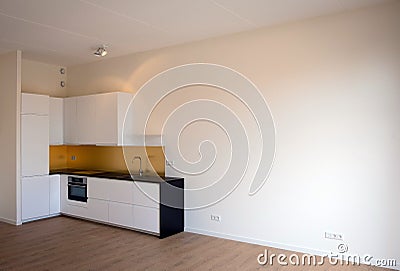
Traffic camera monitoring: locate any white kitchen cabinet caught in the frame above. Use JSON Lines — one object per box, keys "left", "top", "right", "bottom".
{"left": 87, "top": 178, "right": 110, "bottom": 200}
{"left": 60, "top": 92, "right": 162, "bottom": 146}
{"left": 63, "top": 92, "right": 133, "bottom": 145}
{"left": 21, "top": 176, "right": 50, "bottom": 221}
{"left": 95, "top": 92, "right": 133, "bottom": 145}
{"left": 87, "top": 198, "right": 108, "bottom": 223}
{"left": 133, "top": 205, "right": 160, "bottom": 234}
{"left": 109, "top": 202, "right": 133, "bottom": 228}
{"left": 59, "top": 175, "right": 68, "bottom": 213}
{"left": 49, "top": 175, "right": 60, "bottom": 215}
{"left": 21, "top": 93, "right": 49, "bottom": 115}
{"left": 63, "top": 97, "right": 78, "bottom": 144}
{"left": 108, "top": 179, "right": 133, "bottom": 204}
{"left": 77, "top": 95, "right": 97, "bottom": 144}
{"left": 64, "top": 204, "right": 88, "bottom": 218}
{"left": 21, "top": 114, "right": 49, "bottom": 177}
{"left": 60, "top": 176, "right": 183, "bottom": 238}
{"left": 49, "top": 97, "right": 63, "bottom": 145}
{"left": 133, "top": 182, "right": 159, "bottom": 208}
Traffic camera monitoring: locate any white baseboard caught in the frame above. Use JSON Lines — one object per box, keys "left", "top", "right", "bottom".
{"left": 185, "top": 227, "right": 327, "bottom": 256}
{"left": 184, "top": 227, "right": 399, "bottom": 271}
{"left": 21, "top": 213, "right": 60, "bottom": 223}
{"left": 0, "top": 216, "right": 18, "bottom": 225}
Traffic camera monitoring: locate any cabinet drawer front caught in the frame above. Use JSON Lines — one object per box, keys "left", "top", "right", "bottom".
{"left": 86, "top": 198, "right": 108, "bottom": 223}
{"left": 64, "top": 204, "right": 88, "bottom": 218}
{"left": 87, "top": 178, "right": 110, "bottom": 200}
{"left": 133, "top": 182, "right": 159, "bottom": 208}
{"left": 109, "top": 202, "right": 133, "bottom": 228}
{"left": 133, "top": 205, "right": 159, "bottom": 234}
{"left": 108, "top": 180, "right": 133, "bottom": 204}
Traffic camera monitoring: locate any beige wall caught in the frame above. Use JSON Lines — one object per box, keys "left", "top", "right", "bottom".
{"left": 67, "top": 2, "right": 400, "bottom": 266}
{"left": 22, "top": 59, "right": 67, "bottom": 97}
{"left": 0, "top": 51, "right": 21, "bottom": 225}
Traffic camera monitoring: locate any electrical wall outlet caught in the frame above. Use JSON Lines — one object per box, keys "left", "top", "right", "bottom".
{"left": 211, "top": 215, "right": 221, "bottom": 222}
{"left": 166, "top": 160, "right": 174, "bottom": 166}
{"left": 325, "top": 232, "right": 343, "bottom": 240}
{"left": 71, "top": 155, "right": 76, "bottom": 161}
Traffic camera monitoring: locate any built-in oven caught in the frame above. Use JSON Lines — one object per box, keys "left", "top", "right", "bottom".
{"left": 68, "top": 176, "right": 87, "bottom": 203}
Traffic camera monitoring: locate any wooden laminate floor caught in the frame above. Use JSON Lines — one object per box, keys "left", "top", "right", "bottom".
{"left": 0, "top": 216, "right": 395, "bottom": 271}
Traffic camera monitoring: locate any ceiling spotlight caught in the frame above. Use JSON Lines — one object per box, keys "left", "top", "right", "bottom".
{"left": 94, "top": 45, "right": 108, "bottom": 57}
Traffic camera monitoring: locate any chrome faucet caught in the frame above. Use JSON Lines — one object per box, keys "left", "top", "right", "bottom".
{"left": 132, "top": 156, "right": 143, "bottom": 176}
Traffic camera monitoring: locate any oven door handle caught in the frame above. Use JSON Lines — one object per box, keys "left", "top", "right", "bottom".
{"left": 68, "top": 183, "right": 87, "bottom": 188}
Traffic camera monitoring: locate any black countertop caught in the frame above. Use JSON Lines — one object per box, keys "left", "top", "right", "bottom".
{"left": 50, "top": 169, "right": 183, "bottom": 183}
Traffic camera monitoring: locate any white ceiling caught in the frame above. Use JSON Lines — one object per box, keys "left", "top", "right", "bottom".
{"left": 0, "top": 0, "right": 392, "bottom": 67}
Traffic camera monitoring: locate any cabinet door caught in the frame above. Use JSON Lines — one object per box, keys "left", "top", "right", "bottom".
{"left": 21, "top": 93, "right": 49, "bottom": 115}
{"left": 60, "top": 175, "right": 68, "bottom": 213}
{"left": 133, "top": 205, "right": 159, "bottom": 234}
{"left": 49, "top": 175, "right": 60, "bottom": 215}
{"left": 116, "top": 92, "right": 134, "bottom": 146}
{"left": 77, "top": 95, "right": 96, "bottom": 144}
{"left": 133, "top": 182, "right": 159, "bottom": 208}
{"left": 49, "top": 97, "right": 63, "bottom": 145}
{"left": 109, "top": 202, "right": 133, "bottom": 228}
{"left": 65, "top": 204, "right": 88, "bottom": 218}
{"left": 64, "top": 97, "right": 77, "bottom": 144}
{"left": 108, "top": 179, "right": 133, "bottom": 204}
{"left": 21, "top": 176, "right": 50, "bottom": 221}
{"left": 21, "top": 115, "right": 49, "bottom": 177}
{"left": 86, "top": 198, "right": 108, "bottom": 223}
{"left": 96, "top": 93, "right": 118, "bottom": 145}
{"left": 87, "top": 178, "right": 110, "bottom": 200}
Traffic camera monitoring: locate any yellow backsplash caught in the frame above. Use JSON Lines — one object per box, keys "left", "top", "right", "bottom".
{"left": 50, "top": 145, "right": 165, "bottom": 176}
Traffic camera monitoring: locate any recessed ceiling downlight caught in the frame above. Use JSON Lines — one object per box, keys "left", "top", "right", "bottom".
{"left": 94, "top": 45, "right": 108, "bottom": 57}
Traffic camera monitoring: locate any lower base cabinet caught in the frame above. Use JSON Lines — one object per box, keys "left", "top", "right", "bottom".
{"left": 21, "top": 175, "right": 61, "bottom": 222}
{"left": 59, "top": 175, "right": 184, "bottom": 238}
{"left": 133, "top": 205, "right": 159, "bottom": 234}
{"left": 109, "top": 201, "right": 133, "bottom": 228}
{"left": 22, "top": 176, "right": 50, "bottom": 221}
{"left": 49, "top": 175, "right": 60, "bottom": 215}
{"left": 87, "top": 198, "right": 108, "bottom": 223}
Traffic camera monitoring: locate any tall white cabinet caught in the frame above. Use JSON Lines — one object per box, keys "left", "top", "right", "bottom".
{"left": 21, "top": 93, "right": 60, "bottom": 222}
{"left": 21, "top": 114, "right": 49, "bottom": 176}
{"left": 21, "top": 93, "right": 49, "bottom": 177}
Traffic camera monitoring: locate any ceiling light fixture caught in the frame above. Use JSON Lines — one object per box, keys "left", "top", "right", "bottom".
{"left": 94, "top": 45, "right": 108, "bottom": 57}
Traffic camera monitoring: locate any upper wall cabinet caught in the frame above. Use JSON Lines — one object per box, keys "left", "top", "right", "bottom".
{"left": 96, "top": 92, "right": 132, "bottom": 146}
{"left": 64, "top": 95, "right": 97, "bottom": 145}
{"left": 77, "top": 95, "right": 97, "bottom": 144}
{"left": 63, "top": 97, "right": 78, "bottom": 145}
{"left": 49, "top": 97, "right": 63, "bottom": 145}
{"left": 21, "top": 93, "right": 49, "bottom": 115}
{"left": 63, "top": 92, "right": 134, "bottom": 146}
